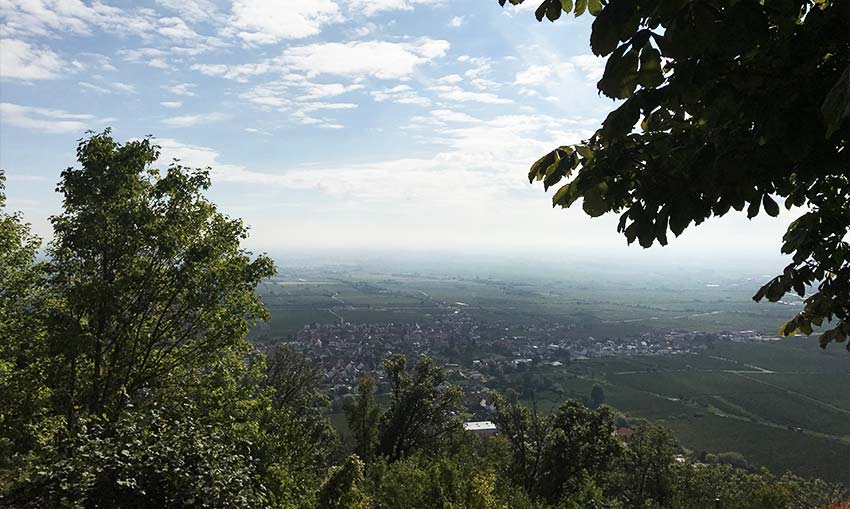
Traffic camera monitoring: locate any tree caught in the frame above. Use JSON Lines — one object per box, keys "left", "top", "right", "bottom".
{"left": 612, "top": 425, "right": 678, "bottom": 507}
{"left": 490, "top": 394, "right": 621, "bottom": 504}
{"left": 317, "top": 455, "right": 370, "bottom": 509}
{"left": 501, "top": 0, "right": 850, "bottom": 349}
{"left": 345, "top": 374, "right": 381, "bottom": 463}
{"left": 539, "top": 401, "right": 621, "bottom": 502}
{"left": 46, "top": 130, "right": 275, "bottom": 425}
{"left": 377, "top": 355, "right": 464, "bottom": 462}
{"left": 1, "top": 133, "right": 333, "bottom": 508}
{"left": 589, "top": 384, "right": 605, "bottom": 409}
{"left": 0, "top": 172, "right": 57, "bottom": 486}
{"left": 488, "top": 391, "right": 550, "bottom": 495}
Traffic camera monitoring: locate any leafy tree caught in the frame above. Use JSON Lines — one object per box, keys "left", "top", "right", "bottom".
{"left": 670, "top": 463, "right": 848, "bottom": 509}
{"left": 5, "top": 399, "right": 268, "bottom": 508}
{"left": 612, "top": 425, "right": 678, "bottom": 507}
{"left": 488, "top": 391, "right": 550, "bottom": 495}
{"left": 538, "top": 401, "right": 620, "bottom": 502}
{"left": 345, "top": 374, "right": 381, "bottom": 464}
{"left": 46, "top": 130, "right": 275, "bottom": 425}
{"left": 1, "top": 133, "right": 341, "bottom": 508}
{"left": 377, "top": 355, "right": 464, "bottom": 462}
{"left": 317, "top": 455, "right": 371, "bottom": 509}
{"left": 490, "top": 395, "right": 621, "bottom": 504}
{"left": 368, "top": 452, "right": 510, "bottom": 509}
{"left": 502, "top": 0, "right": 850, "bottom": 348}
{"left": 589, "top": 384, "right": 605, "bottom": 409}
{"left": 0, "top": 173, "right": 57, "bottom": 486}
{"left": 253, "top": 350, "right": 338, "bottom": 507}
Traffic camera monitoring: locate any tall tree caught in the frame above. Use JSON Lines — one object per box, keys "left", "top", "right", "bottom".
{"left": 377, "top": 355, "right": 464, "bottom": 462}
{"left": 47, "top": 130, "right": 275, "bottom": 425}
{"left": 488, "top": 391, "right": 550, "bottom": 495}
{"left": 0, "top": 172, "right": 55, "bottom": 479}
{"left": 612, "top": 425, "right": 678, "bottom": 507}
{"left": 345, "top": 374, "right": 381, "bottom": 464}
{"left": 502, "top": 0, "right": 849, "bottom": 349}
{"left": 538, "top": 401, "right": 620, "bottom": 503}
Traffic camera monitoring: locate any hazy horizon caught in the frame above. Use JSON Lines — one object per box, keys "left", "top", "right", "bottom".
{"left": 1, "top": 0, "right": 799, "bottom": 265}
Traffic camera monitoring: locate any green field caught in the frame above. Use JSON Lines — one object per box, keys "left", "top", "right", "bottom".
{"left": 548, "top": 341, "right": 850, "bottom": 483}
{"left": 255, "top": 264, "right": 850, "bottom": 484}
{"left": 252, "top": 263, "right": 798, "bottom": 340}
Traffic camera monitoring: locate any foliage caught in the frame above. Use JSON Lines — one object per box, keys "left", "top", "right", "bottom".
{"left": 6, "top": 400, "right": 267, "bottom": 508}
{"left": 0, "top": 172, "right": 57, "bottom": 488}
{"left": 47, "top": 130, "right": 275, "bottom": 425}
{"left": 589, "top": 384, "right": 605, "bottom": 409}
{"left": 367, "top": 452, "right": 509, "bottom": 509}
{"left": 345, "top": 374, "right": 381, "bottom": 464}
{"left": 0, "top": 133, "right": 336, "bottom": 508}
{"left": 502, "top": 0, "right": 850, "bottom": 348}
{"left": 611, "top": 425, "right": 678, "bottom": 507}
{"left": 490, "top": 394, "right": 621, "bottom": 504}
{"left": 317, "top": 455, "right": 370, "bottom": 509}
{"left": 670, "top": 462, "right": 848, "bottom": 509}
{"left": 377, "top": 355, "right": 465, "bottom": 462}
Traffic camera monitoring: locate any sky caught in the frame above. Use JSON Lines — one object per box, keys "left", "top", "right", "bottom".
{"left": 0, "top": 0, "right": 796, "bottom": 267}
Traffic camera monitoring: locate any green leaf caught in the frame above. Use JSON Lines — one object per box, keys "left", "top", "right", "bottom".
{"left": 535, "top": 1, "right": 548, "bottom": 21}
{"left": 637, "top": 44, "right": 664, "bottom": 88}
{"left": 590, "top": 16, "right": 617, "bottom": 56}
{"left": 598, "top": 46, "right": 639, "bottom": 98}
{"left": 560, "top": 0, "right": 573, "bottom": 13}
{"left": 588, "top": 0, "right": 603, "bottom": 15}
{"left": 762, "top": 195, "right": 780, "bottom": 217}
{"left": 529, "top": 151, "right": 556, "bottom": 182}
{"left": 747, "top": 198, "right": 760, "bottom": 219}
{"left": 582, "top": 183, "right": 609, "bottom": 217}
{"left": 574, "top": 0, "right": 587, "bottom": 16}
{"left": 546, "top": 0, "right": 562, "bottom": 21}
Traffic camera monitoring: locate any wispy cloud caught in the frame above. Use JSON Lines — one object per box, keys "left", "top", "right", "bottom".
{"left": 0, "top": 102, "right": 98, "bottom": 134}
{"left": 0, "top": 38, "right": 64, "bottom": 80}
{"left": 162, "top": 112, "right": 224, "bottom": 127}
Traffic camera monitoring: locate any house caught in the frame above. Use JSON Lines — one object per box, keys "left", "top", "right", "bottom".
{"left": 463, "top": 421, "right": 498, "bottom": 436}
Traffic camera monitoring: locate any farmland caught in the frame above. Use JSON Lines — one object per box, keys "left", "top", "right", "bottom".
{"left": 252, "top": 259, "right": 849, "bottom": 484}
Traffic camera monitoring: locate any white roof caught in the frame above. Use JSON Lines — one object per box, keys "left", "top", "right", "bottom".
{"left": 463, "top": 421, "right": 497, "bottom": 431}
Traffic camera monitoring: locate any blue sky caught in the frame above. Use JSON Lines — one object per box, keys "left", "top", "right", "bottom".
{"left": 1, "top": 0, "right": 794, "bottom": 264}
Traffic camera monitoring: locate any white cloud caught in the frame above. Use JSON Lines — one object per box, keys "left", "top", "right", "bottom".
{"left": 347, "top": 0, "right": 437, "bottom": 16}
{"left": 119, "top": 47, "right": 171, "bottom": 69}
{"left": 0, "top": 38, "right": 64, "bottom": 80}
{"left": 190, "top": 62, "right": 273, "bottom": 82}
{"left": 570, "top": 54, "right": 605, "bottom": 82}
{"left": 155, "top": 0, "right": 218, "bottom": 23}
{"left": 110, "top": 81, "right": 136, "bottom": 93}
{"left": 514, "top": 64, "right": 550, "bottom": 86}
{"left": 162, "top": 112, "right": 224, "bottom": 127}
{"left": 77, "top": 80, "right": 135, "bottom": 94}
{"left": 435, "top": 86, "right": 512, "bottom": 104}
{"left": 371, "top": 84, "right": 431, "bottom": 106}
{"left": 430, "top": 109, "right": 477, "bottom": 123}
{"left": 241, "top": 80, "right": 358, "bottom": 127}
{"left": 1, "top": 0, "right": 127, "bottom": 37}
{"left": 162, "top": 82, "right": 197, "bottom": 96}
{"left": 0, "top": 102, "right": 96, "bottom": 134}
{"left": 280, "top": 38, "right": 449, "bottom": 79}
{"left": 160, "top": 101, "right": 183, "bottom": 108}
{"left": 297, "top": 82, "right": 364, "bottom": 100}
{"left": 79, "top": 81, "right": 111, "bottom": 94}
{"left": 448, "top": 16, "right": 464, "bottom": 27}
{"left": 230, "top": 0, "right": 343, "bottom": 44}
{"left": 156, "top": 16, "right": 203, "bottom": 41}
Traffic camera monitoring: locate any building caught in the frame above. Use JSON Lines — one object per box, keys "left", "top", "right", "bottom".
{"left": 463, "top": 420, "right": 497, "bottom": 436}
